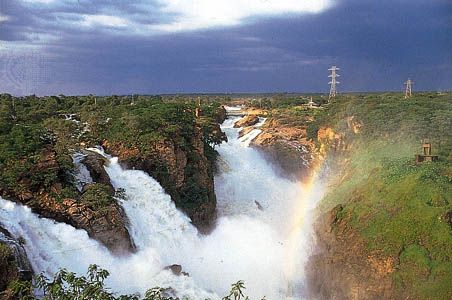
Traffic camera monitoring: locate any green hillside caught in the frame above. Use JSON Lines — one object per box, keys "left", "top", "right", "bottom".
{"left": 309, "top": 92, "right": 452, "bottom": 299}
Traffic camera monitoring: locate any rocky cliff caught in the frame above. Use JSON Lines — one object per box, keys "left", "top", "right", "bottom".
{"left": 305, "top": 121, "right": 396, "bottom": 300}
{"left": 232, "top": 104, "right": 402, "bottom": 299}
{"left": 0, "top": 147, "right": 134, "bottom": 255}
{"left": 234, "top": 107, "right": 317, "bottom": 180}
{"left": 102, "top": 124, "right": 219, "bottom": 232}
{"left": 307, "top": 205, "right": 397, "bottom": 300}
{"left": 0, "top": 227, "right": 33, "bottom": 299}
{"left": 305, "top": 93, "right": 452, "bottom": 299}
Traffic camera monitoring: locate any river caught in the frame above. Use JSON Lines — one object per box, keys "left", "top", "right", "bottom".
{"left": 0, "top": 114, "right": 324, "bottom": 299}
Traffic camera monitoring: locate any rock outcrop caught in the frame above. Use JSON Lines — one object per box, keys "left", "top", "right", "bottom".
{"left": 307, "top": 118, "right": 405, "bottom": 300}
{"left": 0, "top": 147, "right": 134, "bottom": 255}
{"left": 0, "top": 227, "right": 32, "bottom": 299}
{"left": 238, "top": 127, "right": 254, "bottom": 138}
{"left": 80, "top": 150, "right": 114, "bottom": 193}
{"left": 306, "top": 205, "right": 397, "bottom": 300}
{"left": 103, "top": 125, "right": 217, "bottom": 232}
{"left": 317, "top": 127, "right": 347, "bottom": 159}
{"left": 164, "top": 264, "right": 189, "bottom": 276}
{"left": 35, "top": 194, "right": 134, "bottom": 255}
{"left": 215, "top": 106, "right": 227, "bottom": 124}
{"left": 251, "top": 118, "right": 316, "bottom": 180}
{"left": 233, "top": 115, "right": 259, "bottom": 128}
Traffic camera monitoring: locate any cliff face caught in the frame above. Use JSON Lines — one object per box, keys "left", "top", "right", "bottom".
{"left": 0, "top": 148, "right": 134, "bottom": 255}
{"left": 307, "top": 205, "right": 397, "bottom": 300}
{"left": 103, "top": 125, "right": 218, "bottom": 232}
{"left": 305, "top": 122, "right": 396, "bottom": 300}
{"left": 250, "top": 117, "right": 316, "bottom": 180}
{"left": 306, "top": 96, "right": 452, "bottom": 300}
{"left": 240, "top": 108, "right": 398, "bottom": 299}
{"left": 0, "top": 227, "right": 32, "bottom": 299}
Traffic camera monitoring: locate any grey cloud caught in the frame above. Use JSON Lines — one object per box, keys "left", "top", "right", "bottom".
{"left": 0, "top": 0, "right": 450, "bottom": 95}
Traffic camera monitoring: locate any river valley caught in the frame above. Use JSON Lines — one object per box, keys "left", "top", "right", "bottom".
{"left": 0, "top": 112, "right": 325, "bottom": 299}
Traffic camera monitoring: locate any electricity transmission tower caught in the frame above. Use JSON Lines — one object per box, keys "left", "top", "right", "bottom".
{"left": 328, "top": 66, "right": 340, "bottom": 99}
{"left": 404, "top": 79, "right": 413, "bottom": 99}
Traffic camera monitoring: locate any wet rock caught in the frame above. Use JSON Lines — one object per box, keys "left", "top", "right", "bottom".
{"left": 0, "top": 227, "right": 33, "bottom": 296}
{"left": 306, "top": 206, "right": 397, "bottom": 300}
{"left": 1, "top": 146, "right": 134, "bottom": 256}
{"left": 250, "top": 117, "right": 315, "bottom": 180}
{"left": 164, "top": 264, "right": 189, "bottom": 277}
{"left": 238, "top": 127, "right": 254, "bottom": 138}
{"left": 234, "top": 115, "right": 259, "bottom": 128}
{"left": 254, "top": 140, "right": 313, "bottom": 180}
{"left": 35, "top": 194, "right": 134, "bottom": 256}
{"left": 103, "top": 126, "right": 218, "bottom": 232}
{"left": 81, "top": 150, "right": 114, "bottom": 193}
{"left": 255, "top": 201, "right": 264, "bottom": 211}
{"left": 165, "top": 264, "right": 182, "bottom": 275}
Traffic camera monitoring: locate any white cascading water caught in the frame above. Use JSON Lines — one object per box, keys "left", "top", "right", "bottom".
{"left": 0, "top": 110, "right": 325, "bottom": 299}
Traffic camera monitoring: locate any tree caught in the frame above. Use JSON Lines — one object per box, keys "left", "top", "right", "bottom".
{"left": 11, "top": 265, "right": 264, "bottom": 300}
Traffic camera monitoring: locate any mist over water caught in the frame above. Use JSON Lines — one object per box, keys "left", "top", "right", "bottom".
{"left": 0, "top": 114, "right": 325, "bottom": 299}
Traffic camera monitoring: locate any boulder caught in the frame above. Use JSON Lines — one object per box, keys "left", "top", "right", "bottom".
{"left": 238, "top": 127, "right": 254, "bottom": 138}
{"left": 165, "top": 264, "right": 182, "bottom": 275}
{"left": 255, "top": 201, "right": 264, "bottom": 211}
{"left": 234, "top": 115, "right": 259, "bottom": 128}
{"left": 164, "top": 264, "right": 189, "bottom": 276}
{"left": 35, "top": 195, "right": 135, "bottom": 256}
{"left": 81, "top": 151, "right": 114, "bottom": 193}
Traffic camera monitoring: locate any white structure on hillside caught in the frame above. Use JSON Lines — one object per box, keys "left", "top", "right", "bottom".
{"left": 404, "top": 78, "right": 413, "bottom": 99}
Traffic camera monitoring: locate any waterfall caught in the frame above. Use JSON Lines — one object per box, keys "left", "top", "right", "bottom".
{"left": 0, "top": 198, "right": 216, "bottom": 299}
{"left": 0, "top": 111, "right": 324, "bottom": 299}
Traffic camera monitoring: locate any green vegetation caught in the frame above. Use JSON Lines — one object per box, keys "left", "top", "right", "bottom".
{"left": 312, "top": 92, "right": 452, "bottom": 299}
{"left": 0, "top": 93, "right": 225, "bottom": 205}
{"left": 309, "top": 92, "right": 451, "bottom": 158}
{"left": 9, "top": 265, "right": 262, "bottom": 300}
{"left": 0, "top": 243, "right": 18, "bottom": 291}
{"left": 80, "top": 184, "right": 116, "bottom": 212}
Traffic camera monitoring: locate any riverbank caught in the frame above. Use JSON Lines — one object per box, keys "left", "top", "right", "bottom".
{"left": 1, "top": 92, "right": 451, "bottom": 299}
{"left": 0, "top": 94, "right": 227, "bottom": 296}
{"left": 227, "top": 92, "right": 452, "bottom": 299}
{"left": 306, "top": 93, "right": 451, "bottom": 299}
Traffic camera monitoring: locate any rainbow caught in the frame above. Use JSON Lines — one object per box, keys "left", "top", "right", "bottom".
{"left": 283, "top": 160, "right": 325, "bottom": 298}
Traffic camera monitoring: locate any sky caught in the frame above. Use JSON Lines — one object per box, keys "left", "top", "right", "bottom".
{"left": 0, "top": 0, "right": 451, "bottom": 95}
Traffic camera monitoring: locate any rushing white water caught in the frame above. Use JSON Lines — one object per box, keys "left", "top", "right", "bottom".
{"left": 0, "top": 112, "right": 325, "bottom": 299}
{"left": 0, "top": 198, "right": 216, "bottom": 299}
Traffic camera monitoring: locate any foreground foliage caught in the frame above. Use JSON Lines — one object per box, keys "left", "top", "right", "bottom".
{"left": 10, "top": 265, "right": 261, "bottom": 300}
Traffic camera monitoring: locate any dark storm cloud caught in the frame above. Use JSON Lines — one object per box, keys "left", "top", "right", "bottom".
{"left": 0, "top": 0, "right": 451, "bottom": 95}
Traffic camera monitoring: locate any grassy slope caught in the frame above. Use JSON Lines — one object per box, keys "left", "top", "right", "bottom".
{"left": 310, "top": 92, "right": 452, "bottom": 299}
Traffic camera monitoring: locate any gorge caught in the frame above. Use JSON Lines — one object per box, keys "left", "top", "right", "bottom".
{"left": 0, "top": 93, "right": 451, "bottom": 299}
{"left": 0, "top": 108, "right": 323, "bottom": 299}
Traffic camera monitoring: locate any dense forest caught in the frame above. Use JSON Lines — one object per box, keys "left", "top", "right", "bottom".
{"left": 0, "top": 94, "right": 226, "bottom": 217}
